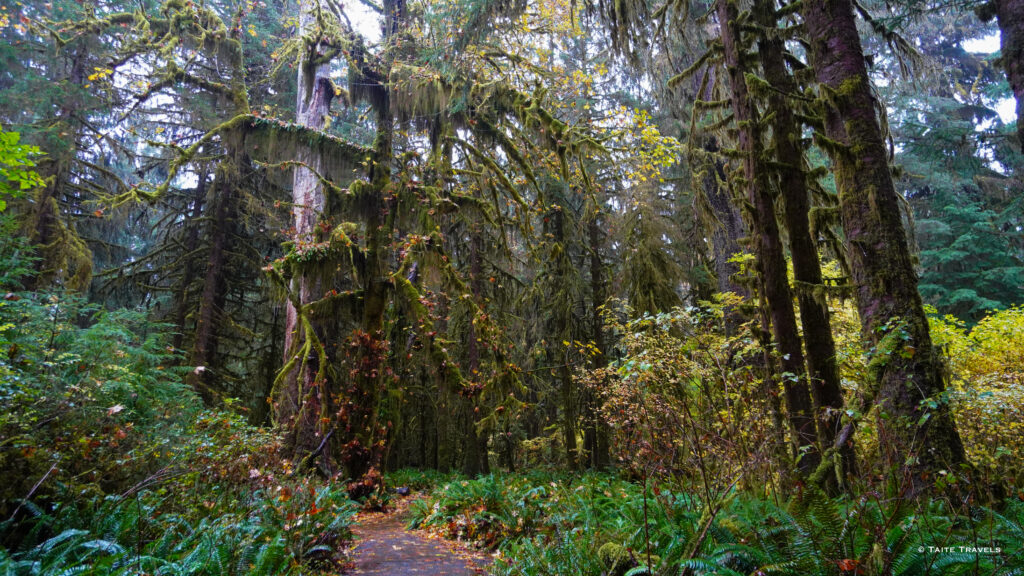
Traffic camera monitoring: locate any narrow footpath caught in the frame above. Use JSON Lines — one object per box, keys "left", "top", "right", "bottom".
{"left": 349, "top": 501, "right": 492, "bottom": 575}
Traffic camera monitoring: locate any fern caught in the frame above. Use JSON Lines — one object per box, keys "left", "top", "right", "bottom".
{"left": 53, "top": 567, "right": 92, "bottom": 576}
{"left": 39, "top": 530, "right": 89, "bottom": 554}
{"left": 80, "top": 539, "right": 125, "bottom": 556}
{"left": 253, "top": 539, "right": 288, "bottom": 574}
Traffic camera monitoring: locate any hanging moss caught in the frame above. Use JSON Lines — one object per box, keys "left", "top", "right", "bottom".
{"left": 703, "top": 112, "right": 736, "bottom": 132}
{"left": 743, "top": 72, "right": 774, "bottom": 98}
{"left": 245, "top": 115, "right": 370, "bottom": 181}
{"left": 347, "top": 63, "right": 388, "bottom": 114}
{"left": 669, "top": 47, "right": 723, "bottom": 87}
{"left": 811, "top": 131, "right": 852, "bottom": 158}
{"left": 303, "top": 289, "right": 364, "bottom": 321}
{"left": 24, "top": 184, "right": 93, "bottom": 291}
{"left": 47, "top": 12, "right": 137, "bottom": 47}
{"left": 393, "top": 268, "right": 468, "bottom": 387}
{"left": 131, "top": 114, "right": 369, "bottom": 206}
{"left": 454, "top": 137, "right": 528, "bottom": 209}
{"left": 475, "top": 118, "right": 540, "bottom": 191}
{"left": 694, "top": 98, "right": 731, "bottom": 111}
{"left": 389, "top": 63, "right": 454, "bottom": 123}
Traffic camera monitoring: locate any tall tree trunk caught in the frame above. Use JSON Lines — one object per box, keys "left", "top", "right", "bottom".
{"left": 279, "top": 0, "right": 335, "bottom": 463}
{"left": 801, "top": 0, "right": 969, "bottom": 490}
{"left": 755, "top": 0, "right": 852, "bottom": 488}
{"left": 171, "top": 178, "right": 206, "bottom": 353}
{"left": 187, "top": 160, "right": 238, "bottom": 403}
{"left": 547, "top": 205, "right": 578, "bottom": 470}
{"left": 462, "top": 226, "right": 488, "bottom": 476}
{"left": 26, "top": 44, "right": 92, "bottom": 292}
{"left": 988, "top": 0, "right": 1023, "bottom": 151}
{"left": 753, "top": 274, "right": 796, "bottom": 485}
{"left": 718, "top": 0, "right": 819, "bottom": 475}
{"left": 342, "top": 46, "right": 395, "bottom": 489}
{"left": 701, "top": 139, "right": 750, "bottom": 336}
{"left": 584, "top": 214, "right": 610, "bottom": 469}
{"left": 705, "top": 171, "right": 745, "bottom": 298}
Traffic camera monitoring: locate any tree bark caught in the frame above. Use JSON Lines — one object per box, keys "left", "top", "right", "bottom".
{"left": 279, "top": 0, "right": 335, "bottom": 463}
{"left": 702, "top": 138, "right": 750, "bottom": 336}
{"left": 462, "top": 226, "right": 489, "bottom": 476}
{"left": 801, "top": 0, "right": 969, "bottom": 490}
{"left": 342, "top": 38, "right": 395, "bottom": 488}
{"left": 547, "top": 204, "right": 578, "bottom": 470}
{"left": 584, "top": 214, "right": 610, "bottom": 469}
{"left": 187, "top": 160, "right": 237, "bottom": 404}
{"left": 754, "top": 0, "right": 852, "bottom": 488}
{"left": 995, "top": 0, "right": 1023, "bottom": 152}
{"left": 26, "top": 44, "right": 92, "bottom": 292}
{"left": 171, "top": 178, "right": 206, "bottom": 353}
{"left": 718, "top": 0, "right": 819, "bottom": 475}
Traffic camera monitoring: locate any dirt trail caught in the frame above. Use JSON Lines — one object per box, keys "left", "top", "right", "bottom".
{"left": 349, "top": 502, "right": 492, "bottom": 575}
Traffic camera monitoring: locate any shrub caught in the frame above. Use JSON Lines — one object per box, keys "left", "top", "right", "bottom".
{"left": 929, "top": 306, "right": 1024, "bottom": 489}
{"left": 0, "top": 285, "right": 358, "bottom": 574}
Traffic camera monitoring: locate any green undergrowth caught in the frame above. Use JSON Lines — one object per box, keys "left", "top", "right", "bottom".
{"left": 0, "top": 271, "right": 358, "bottom": 575}
{"left": 385, "top": 468, "right": 461, "bottom": 492}
{"left": 0, "top": 479, "right": 356, "bottom": 575}
{"left": 404, "top": 471, "right": 1024, "bottom": 576}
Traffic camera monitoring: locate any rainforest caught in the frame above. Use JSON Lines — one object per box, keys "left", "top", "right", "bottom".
{"left": 1, "top": 0, "right": 1023, "bottom": 573}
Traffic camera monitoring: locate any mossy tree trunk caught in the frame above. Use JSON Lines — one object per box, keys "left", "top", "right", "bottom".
{"left": 462, "top": 225, "right": 490, "bottom": 476}
{"left": 995, "top": 0, "right": 1023, "bottom": 152}
{"left": 341, "top": 47, "right": 395, "bottom": 489}
{"left": 280, "top": 2, "right": 336, "bottom": 462}
{"left": 187, "top": 157, "right": 241, "bottom": 403}
{"left": 701, "top": 137, "right": 750, "bottom": 336}
{"left": 171, "top": 178, "right": 206, "bottom": 354}
{"left": 583, "top": 214, "right": 610, "bottom": 469}
{"left": 550, "top": 204, "right": 579, "bottom": 470}
{"left": 25, "top": 43, "right": 93, "bottom": 292}
{"left": 801, "top": 0, "right": 969, "bottom": 490}
{"left": 718, "top": 0, "right": 819, "bottom": 476}
{"left": 754, "top": 0, "right": 852, "bottom": 489}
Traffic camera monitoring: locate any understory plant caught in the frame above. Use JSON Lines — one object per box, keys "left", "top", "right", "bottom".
{"left": 411, "top": 473, "right": 1024, "bottom": 576}
{"left": 0, "top": 261, "right": 357, "bottom": 574}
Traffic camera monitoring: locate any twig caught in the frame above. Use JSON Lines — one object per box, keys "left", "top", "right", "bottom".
{"left": 8, "top": 461, "right": 59, "bottom": 523}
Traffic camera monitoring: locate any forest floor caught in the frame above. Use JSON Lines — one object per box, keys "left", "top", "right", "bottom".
{"left": 348, "top": 496, "right": 492, "bottom": 575}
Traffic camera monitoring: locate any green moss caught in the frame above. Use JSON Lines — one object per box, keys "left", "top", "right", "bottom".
{"left": 598, "top": 542, "right": 633, "bottom": 575}
{"left": 743, "top": 72, "right": 773, "bottom": 97}
{"left": 597, "top": 542, "right": 659, "bottom": 576}
{"left": 23, "top": 183, "right": 93, "bottom": 291}
{"left": 792, "top": 280, "right": 830, "bottom": 308}
{"left": 812, "top": 131, "right": 852, "bottom": 158}
{"left": 835, "top": 75, "right": 864, "bottom": 100}
{"left": 669, "top": 48, "right": 721, "bottom": 87}
{"left": 867, "top": 324, "right": 903, "bottom": 389}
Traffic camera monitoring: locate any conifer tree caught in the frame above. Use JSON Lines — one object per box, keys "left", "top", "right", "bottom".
{"left": 717, "top": 0, "right": 819, "bottom": 476}
{"left": 800, "top": 0, "right": 970, "bottom": 489}
{"left": 753, "top": 0, "right": 851, "bottom": 487}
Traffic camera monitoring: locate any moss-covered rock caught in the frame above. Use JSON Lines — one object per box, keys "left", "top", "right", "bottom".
{"left": 597, "top": 542, "right": 659, "bottom": 576}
